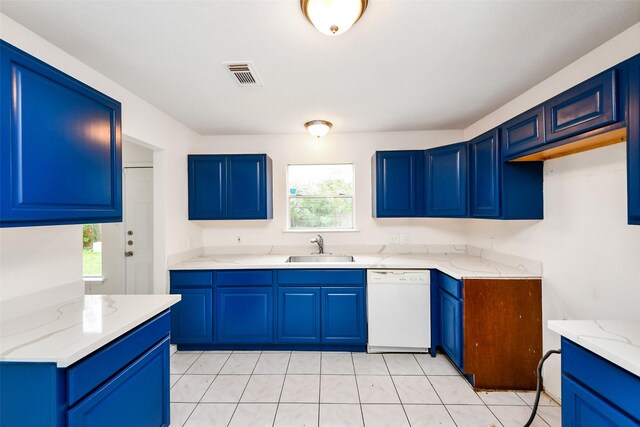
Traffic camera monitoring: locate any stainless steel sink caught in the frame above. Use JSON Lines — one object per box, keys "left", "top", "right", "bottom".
{"left": 286, "top": 255, "right": 355, "bottom": 263}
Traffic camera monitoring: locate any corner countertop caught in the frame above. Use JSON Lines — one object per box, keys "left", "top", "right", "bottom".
{"left": 0, "top": 294, "right": 180, "bottom": 367}
{"left": 548, "top": 320, "right": 640, "bottom": 378}
{"left": 169, "top": 253, "right": 541, "bottom": 279}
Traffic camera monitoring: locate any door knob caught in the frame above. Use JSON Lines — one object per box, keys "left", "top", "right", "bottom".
{"left": 125, "top": 251, "right": 134, "bottom": 257}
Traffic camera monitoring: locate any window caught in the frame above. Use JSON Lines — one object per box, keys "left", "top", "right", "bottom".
{"left": 287, "top": 164, "right": 355, "bottom": 230}
{"left": 82, "top": 224, "right": 102, "bottom": 276}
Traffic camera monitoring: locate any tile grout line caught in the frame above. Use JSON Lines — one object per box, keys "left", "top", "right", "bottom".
{"left": 225, "top": 351, "right": 262, "bottom": 427}
{"left": 272, "top": 351, "right": 293, "bottom": 427}
{"left": 171, "top": 350, "right": 205, "bottom": 426}
{"left": 188, "top": 351, "right": 233, "bottom": 425}
{"left": 381, "top": 354, "right": 412, "bottom": 426}
{"left": 350, "top": 352, "right": 367, "bottom": 426}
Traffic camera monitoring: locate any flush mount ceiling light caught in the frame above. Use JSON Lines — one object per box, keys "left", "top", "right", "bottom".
{"left": 304, "top": 120, "right": 333, "bottom": 138}
{"left": 301, "top": 0, "right": 368, "bottom": 36}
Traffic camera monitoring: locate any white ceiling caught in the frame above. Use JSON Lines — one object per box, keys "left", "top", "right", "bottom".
{"left": 2, "top": 1, "right": 639, "bottom": 136}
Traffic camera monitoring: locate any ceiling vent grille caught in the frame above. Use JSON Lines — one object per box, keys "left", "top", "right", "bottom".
{"left": 224, "top": 62, "right": 263, "bottom": 88}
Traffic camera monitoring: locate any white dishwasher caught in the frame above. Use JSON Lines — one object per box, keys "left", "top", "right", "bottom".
{"left": 367, "top": 269, "right": 431, "bottom": 353}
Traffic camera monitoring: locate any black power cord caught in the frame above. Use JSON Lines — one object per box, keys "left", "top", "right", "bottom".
{"left": 524, "top": 349, "right": 561, "bottom": 427}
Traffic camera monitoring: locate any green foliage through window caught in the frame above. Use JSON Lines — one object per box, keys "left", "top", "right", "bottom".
{"left": 288, "top": 164, "right": 354, "bottom": 230}
{"left": 82, "top": 224, "right": 103, "bottom": 276}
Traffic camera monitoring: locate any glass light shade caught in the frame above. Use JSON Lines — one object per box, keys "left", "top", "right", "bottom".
{"left": 301, "top": 0, "right": 367, "bottom": 36}
{"left": 304, "top": 120, "right": 332, "bottom": 138}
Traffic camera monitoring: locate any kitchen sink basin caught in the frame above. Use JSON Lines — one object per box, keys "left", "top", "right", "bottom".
{"left": 286, "top": 255, "right": 355, "bottom": 263}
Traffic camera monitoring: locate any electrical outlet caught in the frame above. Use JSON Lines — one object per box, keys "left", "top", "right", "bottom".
{"left": 401, "top": 232, "right": 411, "bottom": 244}
{"left": 389, "top": 233, "right": 400, "bottom": 244}
{"left": 237, "top": 235, "right": 241, "bottom": 244}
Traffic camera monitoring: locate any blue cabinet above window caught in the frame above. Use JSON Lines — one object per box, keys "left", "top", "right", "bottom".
{"left": 0, "top": 40, "right": 122, "bottom": 228}
{"left": 188, "top": 154, "right": 272, "bottom": 220}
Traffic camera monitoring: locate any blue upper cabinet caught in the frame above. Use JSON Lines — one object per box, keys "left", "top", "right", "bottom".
{"left": 228, "top": 154, "right": 272, "bottom": 219}
{"left": 425, "top": 142, "right": 467, "bottom": 217}
{"left": 469, "top": 130, "right": 501, "bottom": 218}
{"left": 188, "top": 155, "right": 227, "bottom": 219}
{"left": 627, "top": 55, "right": 640, "bottom": 225}
{"left": 188, "top": 154, "right": 272, "bottom": 220}
{"left": 545, "top": 69, "right": 619, "bottom": 143}
{"left": 373, "top": 150, "right": 424, "bottom": 217}
{"left": 502, "top": 106, "right": 545, "bottom": 157}
{"left": 0, "top": 41, "right": 122, "bottom": 228}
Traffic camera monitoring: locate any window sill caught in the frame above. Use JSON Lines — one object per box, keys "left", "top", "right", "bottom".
{"left": 282, "top": 229, "right": 360, "bottom": 233}
{"left": 83, "top": 276, "right": 105, "bottom": 285}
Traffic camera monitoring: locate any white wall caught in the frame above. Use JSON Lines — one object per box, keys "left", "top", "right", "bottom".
{"left": 194, "top": 130, "right": 468, "bottom": 250}
{"left": 0, "top": 14, "right": 202, "bottom": 299}
{"left": 463, "top": 22, "right": 640, "bottom": 400}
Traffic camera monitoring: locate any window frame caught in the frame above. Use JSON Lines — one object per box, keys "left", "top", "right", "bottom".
{"left": 285, "top": 162, "right": 357, "bottom": 232}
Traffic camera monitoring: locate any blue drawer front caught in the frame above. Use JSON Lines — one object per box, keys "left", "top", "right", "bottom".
{"left": 67, "top": 311, "right": 170, "bottom": 406}
{"left": 68, "top": 337, "right": 170, "bottom": 427}
{"left": 215, "top": 270, "right": 273, "bottom": 286}
{"left": 439, "top": 273, "right": 462, "bottom": 299}
{"left": 502, "top": 106, "right": 545, "bottom": 157}
{"left": 170, "top": 270, "right": 213, "bottom": 286}
{"left": 562, "top": 374, "right": 638, "bottom": 427}
{"left": 562, "top": 338, "right": 640, "bottom": 421}
{"left": 277, "top": 270, "right": 365, "bottom": 286}
{"left": 545, "top": 69, "right": 618, "bottom": 143}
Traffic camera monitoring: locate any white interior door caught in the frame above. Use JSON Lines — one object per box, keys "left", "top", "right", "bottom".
{"left": 124, "top": 167, "right": 154, "bottom": 294}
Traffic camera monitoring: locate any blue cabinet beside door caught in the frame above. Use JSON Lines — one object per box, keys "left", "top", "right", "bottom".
{"left": 373, "top": 150, "right": 423, "bottom": 217}
{"left": 0, "top": 40, "right": 122, "bottom": 228}
{"left": 188, "top": 154, "right": 273, "bottom": 220}
{"left": 424, "top": 142, "right": 468, "bottom": 217}
{"left": 170, "top": 288, "right": 213, "bottom": 345}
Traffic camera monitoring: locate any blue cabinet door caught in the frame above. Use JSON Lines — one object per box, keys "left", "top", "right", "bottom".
{"left": 170, "top": 288, "right": 213, "bottom": 344}
{"left": 227, "top": 154, "right": 272, "bottom": 219}
{"left": 501, "top": 106, "right": 545, "bottom": 157}
{"left": 321, "top": 288, "right": 366, "bottom": 345}
{"left": 0, "top": 41, "right": 122, "bottom": 228}
{"left": 188, "top": 155, "right": 227, "bottom": 220}
{"left": 425, "top": 143, "right": 467, "bottom": 217}
{"left": 628, "top": 55, "right": 640, "bottom": 225}
{"left": 68, "top": 338, "right": 170, "bottom": 427}
{"left": 469, "top": 129, "right": 501, "bottom": 218}
{"left": 440, "top": 290, "right": 463, "bottom": 370}
{"left": 545, "top": 69, "right": 619, "bottom": 143}
{"left": 216, "top": 287, "right": 274, "bottom": 343}
{"left": 374, "top": 151, "right": 423, "bottom": 217}
{"left": 562, "top": 374, "right": 638, "bottom": 427}
{"left": 277, "top": 287, "right": 321, "bottom": 343}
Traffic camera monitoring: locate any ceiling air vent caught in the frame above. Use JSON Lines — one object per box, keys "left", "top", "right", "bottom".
{"left": 224, "top": 61, "right": 263, "bottom": 88}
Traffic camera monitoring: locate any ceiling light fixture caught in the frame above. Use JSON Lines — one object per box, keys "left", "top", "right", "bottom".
{"left": 300, "top": 0, "right": 368, "bottom": 36}
{"left": 304, "top": 120, "right": 333, "bottom": 138}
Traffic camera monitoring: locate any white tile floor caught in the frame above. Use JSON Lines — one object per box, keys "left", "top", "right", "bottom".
{"left": 169, "top": 346, "right": 560, "bottom": 427}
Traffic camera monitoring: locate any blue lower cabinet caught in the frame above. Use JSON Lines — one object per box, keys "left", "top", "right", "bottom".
{"left": 170, "top": 288, "right": 213, "bottom": 344}
{"left": 321, "top": 288, "right": 366, "bottom": 345}
{"left": 68, "top": 338, "right": 170, "bottom": 427}
{"left": 561, "top": 337, "right": 640, "bottom": 426}
{"left": 277, "top": 287, "right": 321, "bottom": 343}
{"left": 440, "top": 290, "right": 463, "bottom": 370}
{"left": 216, "top": 287, "right": 274, "bottom": 343}
{"left": 0, "top": 312, "right": 171, "bottom": 427}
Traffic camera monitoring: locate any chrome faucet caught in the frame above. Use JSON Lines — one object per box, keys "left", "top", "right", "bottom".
{"left": 310, "top": 234, "right": 324, "bottom": 254}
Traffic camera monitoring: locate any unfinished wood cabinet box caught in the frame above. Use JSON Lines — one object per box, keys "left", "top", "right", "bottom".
{"left": 463, "top": 278, "right": 542, "bottom": 390}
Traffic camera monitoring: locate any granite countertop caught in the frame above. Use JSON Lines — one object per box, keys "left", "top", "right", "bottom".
{"left": 169, "top": 252, "right": 541, "bottom": 279}
{"left": 548, "top": 320, "right": 640, "bottom": 378}
{"left": 0, "top": 293, "right": 180, "bottom": 367}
